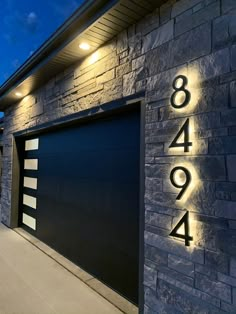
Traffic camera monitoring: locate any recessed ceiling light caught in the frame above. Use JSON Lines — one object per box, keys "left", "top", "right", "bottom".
{"left": 15, "top": 92, "right": 22, "bottom": 97}
{"left": 79, "top": 43, "right": 90, "bottom": 51}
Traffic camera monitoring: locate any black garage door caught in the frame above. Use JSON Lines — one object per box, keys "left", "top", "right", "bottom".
{"left": 20, "top": 107, "right": 140, "bottom": 304}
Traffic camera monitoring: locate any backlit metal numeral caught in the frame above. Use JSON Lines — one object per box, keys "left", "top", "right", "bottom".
{"left": 170, "top": 211, "right": 193, "bottom": 246}
{"left": 170, "top": 75, "right": 191, "bottom": 109}
{"left": 170, "top": 166, "right": 191, "bottom": 200}
{"left": 169, "top": 118, "right": 192, "bottom": 153}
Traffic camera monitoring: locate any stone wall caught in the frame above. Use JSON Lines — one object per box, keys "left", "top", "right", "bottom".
{"left": 1, "top": 0, "right": 236, "bottom": 312}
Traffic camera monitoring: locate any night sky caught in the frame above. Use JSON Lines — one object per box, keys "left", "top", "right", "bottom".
{"left": 0, "top": 0, "right": 85, "bottom": 86}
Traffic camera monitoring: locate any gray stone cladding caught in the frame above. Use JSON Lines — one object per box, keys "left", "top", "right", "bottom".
{"left": 1, "top": 0, "right": 236, "bottom": 312}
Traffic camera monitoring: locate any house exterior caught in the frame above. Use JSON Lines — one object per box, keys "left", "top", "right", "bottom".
{"left": 0, "top": 118, "right": 3, "bottom": 197}
{"left": 0, "top": 0, "right": 236, "bottom": 313}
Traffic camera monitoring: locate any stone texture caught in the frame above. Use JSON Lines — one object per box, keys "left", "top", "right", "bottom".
{"left": 186, "top": 182, "right": 215, "bottom": 216}
{"left": 117, "top": 30, "right": 128, "bottom": 54}
{"left": 145, "top": 212, "right": 172, "bottom": 230}
{"left": 175, "top": 8, "right": 192, "bottom": 23}
{"left": 157, "top": 265, "right": 194, "bottom": 286}
{"left": 216, "top": 229, "right": 236, "bottom": 257}
{"left": 146, "top": 66, "right": 187, "bottom": 99}
{"left": 227, "top": 155, "right": 236, "bottom": 181}
{"left": 232, "top": 45, "right": 236, "bottom": 71}
{"left": 132, "top": 56, "right": 145, "bottom": 71}
{"left": 213, "top": 15, "right": 236, "bottom": 49}
{"left": 145, "top": 244, "right": 168, "bottom": 266}
{"left": 205, "top": 250, "right": 229, "bottom": 274}
{"left": 145, "top": 22, "right": 211, "bottom": 76}
{"left": 218, "top": 272, "right": 236, "bottom": 287}
{"left": 175, "top": 1, "right": 220, "bottom": 37}
{"left": 116, "top": 62, "right": 131, "bottom": 78}
{"left": 145, "top": 177, "right": 162, "bottom": 192}
{"left": 144, "top": 265, "right": 157, "bottom": 290}
{"left": 123, "top": 69, "right": 144, "bottom": 97}
{"left": 229, "top": 126, "right": 236, "bottom": 135}
{"left": 209, "top": 136, "right": 236, "bottom": 154}
{"left": 195, "top": 272, "right": 231, "bottom": 303}
{"left": 189, "top": 48, "right": 230, "bottom": 82}
{"left": 101, "top": 77, "right": 122, "bottom": 104}
{"left": 229, "top": 220, "right": 236, "bottom": 229}
{"left": 96, "top": 69, "right": 115, "bottom": 84}
{"left": 222, "top": 0, "right": 236, "bottom": 14}
{"left": 189, "top": 156, "right": 226, "bottom": 181}
{"left": 231, "top": 258, "right": 236, "bottom": 277}
{"left": 144, "top": 305, "right": 158, "bottom": 314}
{"left": 160, "top": 0, "right": 175, "bottom": 24}
{"left": 156, "top": 278, "right": 223, "bottom": 313}
{"left": 222, "top": 109, "right": 236, "bottom": 127}
{"left": 194, "top": 222, "right": 219, "bottom": 251}
{"left": 231, "top": 81, "right": 236, "bottom": 107}
{"left": 171, "top": 0, "right": 201, "bottom": 18}
{"left": 145, "top": 231, "right": 204, "bottom": 264}
{"left": 142, "top": 20, "right": 174, "bottom": 54}
{"left": 168, "top": 254, "right": 194, "bottom": 277}
{"left": 136, "top": 8, "right": 159, "bottom": 36}
{"left": 195, "top": 264, "right": 217, "bottom": 281}
{"left": 221, "top": 301, "right": 236, "bottom": 313}
{"left": 144, "top": 287, "right": 182, "bottom": 314}
{"left": 221, "top": 70, "right": 236, "bottom": 84}
{"left": 214, "top": 199, "right": 236, "bottom": 219}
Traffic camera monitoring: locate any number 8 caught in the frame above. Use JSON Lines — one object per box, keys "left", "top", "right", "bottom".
{"left": 171, "top": 75, "right": 191, "bottom": 109}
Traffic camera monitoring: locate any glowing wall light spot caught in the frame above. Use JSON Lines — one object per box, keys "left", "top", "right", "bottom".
{"left": 90, "top": 51, "right": 99, "bottom": 65}
{"left": 79, "top": 43, "right": 90, "bottom": 51}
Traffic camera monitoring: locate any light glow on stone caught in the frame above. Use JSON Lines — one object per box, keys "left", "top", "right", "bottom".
{"left": 173, "top": 162, "right": 199, "bottom": 205}
{"left": 79, "top": 43, "right": 90, "bottom": 51}
{"left": 167, "top": 118, "right": 196, "bottom": 155}
{"left": 172, "top": 67, "right": 201, "bottom": 115}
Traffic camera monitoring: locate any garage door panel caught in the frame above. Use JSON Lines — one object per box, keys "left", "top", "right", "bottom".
{"left": 37, "top": 150, "right": 139, "bottom": 181}
{"left": 21, "top": 108, "right": 140, "bottom": 304}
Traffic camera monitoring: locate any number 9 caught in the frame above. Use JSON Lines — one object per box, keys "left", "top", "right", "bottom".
{"left": 170, "top": 166, "right": 191, "bottom": 200}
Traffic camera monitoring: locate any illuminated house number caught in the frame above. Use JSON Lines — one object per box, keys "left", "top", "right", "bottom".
{"left": 170, "top": 166, "right": 192, "bottom": 200}
{"left": 169, "top": 75, "right": 194, "bottom": 246}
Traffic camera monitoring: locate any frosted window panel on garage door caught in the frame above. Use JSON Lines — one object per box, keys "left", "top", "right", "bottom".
{"left": 22, "top": 213, "right": 36, "bottom": 230}
{"left": 23, "top": 177, "right": 38, "bottom": 190}
{"left": 24, "top": 159, "right": 38, "bottom": 170}
{"left": 23, "top": 194, "right": 37, "bottom": 209}
{"left": 25, "top": 138, "right": 39, "bottom": 151}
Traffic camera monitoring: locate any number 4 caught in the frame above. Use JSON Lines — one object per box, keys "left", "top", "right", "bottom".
{"left": 169, "top": 118, "right": 192, "bottom": 153}
{"left": 170, "top": 211, "right": 193, "bottom": 246}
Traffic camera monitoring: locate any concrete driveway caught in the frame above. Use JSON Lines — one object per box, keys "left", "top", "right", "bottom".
{"left": 0, "top": 223, "right": 122, "bottom": 314}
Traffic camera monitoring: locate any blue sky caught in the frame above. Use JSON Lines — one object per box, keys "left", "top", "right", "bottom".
{"left": 0, "top": 0, "right": 85, "bottom": 86}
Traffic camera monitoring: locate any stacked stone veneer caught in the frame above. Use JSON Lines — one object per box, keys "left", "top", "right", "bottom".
{"left": 1, "top": 0, "right": 236, "bottom": 312}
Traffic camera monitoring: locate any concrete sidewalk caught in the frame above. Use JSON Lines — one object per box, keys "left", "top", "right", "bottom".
{"left": 0, "top": 223, "right": 122, "bottom": 314}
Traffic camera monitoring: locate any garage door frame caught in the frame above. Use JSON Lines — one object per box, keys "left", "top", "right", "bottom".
{"left": 10, "top": 93, "right": 145, "bottom": 310}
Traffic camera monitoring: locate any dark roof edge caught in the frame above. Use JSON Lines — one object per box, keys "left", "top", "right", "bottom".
{"left": 0, "top": 0, "right": 119, "bottom": 97}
